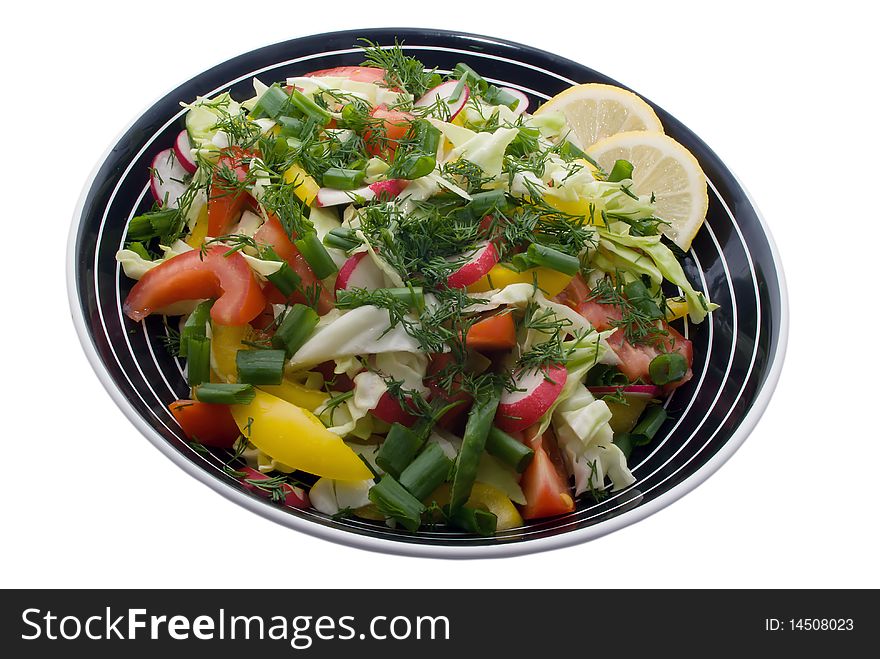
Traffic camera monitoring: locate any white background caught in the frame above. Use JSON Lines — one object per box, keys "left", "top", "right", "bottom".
{"left": 2, "top": 0, "right": 877, "bottom": 589}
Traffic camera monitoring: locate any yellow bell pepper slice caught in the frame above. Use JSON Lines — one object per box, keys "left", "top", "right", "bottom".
{"left": 467, "top": 263, "right": 573, "bottom": 298}
{"left": 210, "top": 322, "right": 251, "bottom": 383}
{"left": 427, "top": 482, "right": 523, "bottom": 531}
{"left": 185, "top": 204, "right": 210, "bottom": 249}
{"left": 283, "top": 163, "right": 320, "bottom": 206}
{"left": 230, "top": 390, "right": 371, "bottom": 481}
{"left": 665, "top": 296, "right": 689, "bottom": 321}
{"left": 259, "top": 379, "right": 329, "bottom": 413}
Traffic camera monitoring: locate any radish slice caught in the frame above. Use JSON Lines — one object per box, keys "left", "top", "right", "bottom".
{"left": 315, "top": 179, "right": 407, "bottom": 207}
{"left": 447, "top": 242, "right": 500, "bottom": 289}
{"left": 499, "top": 87, "right": 529, "bottom": 116}
{"left": 371, "top": 392, "right": 418, "bottom": 427}
{"left": 496, "top": 364, "right": 568, "bottom": 433}
{"left": 335, "top": 252, "right": 385, "bottom": 292}
{"left": 414, "top": 80, "right": 470, "bottom": 120}
{"left": 238, "top": 466, "right": 310, "bottom": 508}
{"left": 150, "top": 148, "right": 190, "bottom": 209}
{"left": 173, "top": 130, "right": 198, "bottom": 174}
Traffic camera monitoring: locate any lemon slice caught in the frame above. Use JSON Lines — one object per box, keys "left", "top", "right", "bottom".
{"left": 535, "top": 83, "right": 663, "bottom": 149}
{"left": 588, "top": 131, "right": 709, "bottom": 251}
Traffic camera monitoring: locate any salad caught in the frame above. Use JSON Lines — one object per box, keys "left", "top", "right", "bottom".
{"left": 118, "top": 40, "right": 716, "bottom": 536}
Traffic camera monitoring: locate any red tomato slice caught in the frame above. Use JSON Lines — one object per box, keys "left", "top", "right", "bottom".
{"left": 253, "top": 215, "right": 335, "bottom": 315}
{"left": 123, "top": 245, "right": 266, "bottom": 325}
{"left": 303, "top": 66, "right": 390, "bottom": 84}
{"left": 606, "top": 324, "right": 694, "bottom": 392}
{"left": 425, "top": 353, "right": 474, "bottom": 433}
{"left": 208, "top": 147, "right": 253, "bottom": 237}
{"left": 520, "top": 431, "right": 575, "bottom": 520}
{"left": 168, "top": 400, "right": 240, "bottom": 448}
{"left": 365, "top": 104, "right": 413, "bottom": 157}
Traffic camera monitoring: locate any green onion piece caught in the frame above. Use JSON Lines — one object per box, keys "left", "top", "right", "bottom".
{"left": 483, "top": 85, "right": 519, "bottom": 109}
{"left": 466, "top": 189, "right": 507, "bottom": 219}
{"left": 631, "top": 405, "right": 668, "bottom": 443}
{"left": 447, "top": 71, "right": 468, "bottom": 103}
{"left": 252, "top": 84, "right": 290, "bottom": 119}
{"left": 412, "top": 120, "right": 442, "bottom": 155}
{"left": 322, "top": 167, "right": 366, "bottom": 190}
{"left": 558, "top": 141, "right": 602, "bottom": 170}
{"left": 613, "top": 432, "right": 634, "bottom": 459}
{"left": 399, "top": 443, "right": 453, "bottom": 501}
{"left": 623, "top": 279, "right": 663, "bottom": 319}
{"left": 485, "top": 426, "right": 534, "bottom": 473}
{"left": 607, "top": 159, "right": 635, "bottom": 183}
{"left": 236, "top": 349, "right": 286, "bottom": 385}
{"left": 127, "top": 209, "right": 177, "bottom": 241}
{"left": 376, "top": 423, "right": 423, "bottom": 478}
{"left": 394, "top": 154, "right": 436, "bottom": 180}
{"left": 648, "top": 353, "right": 688, "bottom": 385}
{"left": 448, "top": 506, "right": 497, "bottom": 536}
{"left": 526, "top": 243, "right": 580, "bottom": 276}
{"left": 194, "top": 383, "right": 256, "bottom": 405}
{"left": 585, "top": 364, "right": 629, "bottom": 387}
{"left": 276, "top": 115, "right": 305, "bottom": 138}
{"left": 449, "top": 383, "right": 502, "bottom": 513}
{"left": 336, "top": 286, "right": 425, "bottom": 312}
{"left": 272, "top": 304, "right": 319, "bottom": 356}
{"left": 453, "top": 62, "right": 484, "bottom": 85}
{"left": 294, "top": 232, "right": 338, "bottom": 279}
{"left": 186, "top": 336, "right": 211, "bottom": 387}
{"left": 368, "top": 476, "right": 426, "bottom": 532}
{"left": 508, "top": 253, "right": 533, "bottom": 273}
{"left": 323, "top": 227, "right": 361, "bottom": 251}
{"left": 289, "top": 89, "right": 331, "bottom": 125}
{"left": 180, "top": 300, "right": 214, "bottom": 358}
{"left": 260, "top": 245, "right": 301, "bottom": 298}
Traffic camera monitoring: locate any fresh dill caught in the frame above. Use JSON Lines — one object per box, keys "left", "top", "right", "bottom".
{"left": 359, "top": 38, "right": 438, "bottom": 98}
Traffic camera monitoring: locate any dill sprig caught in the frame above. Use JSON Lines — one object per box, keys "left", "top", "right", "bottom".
{"left": 588, "top": 275, "right": 668, "bottom": 346}
{"left": 359, "top": 38, "right": 438, "bottom": 98}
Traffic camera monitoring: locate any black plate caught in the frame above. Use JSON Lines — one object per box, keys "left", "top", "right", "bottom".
{"left": 68, "top": 28, "right": 787, "bottom": 557}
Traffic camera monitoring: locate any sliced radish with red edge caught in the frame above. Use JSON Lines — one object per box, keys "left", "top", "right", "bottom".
{"left": 499, "top": 87, "right": 529, "bottom": 116}
{"left": 495, "top": 364, "right": 568, "bottom": 433}
{"left": 238, "top": 466, "right": 310, "bottom": 508}
{"left": 414, "top": 80, "right": 470, "bottom": 120}
{"left": 335, "top": 252, "right": 385, "bottom": 292}
{"left": 315, "top": 179, "right": 408, "bottom": 207}
{"left": 150, "top": 148, "right": 190, "bottom": 209}
{"left": 173, "top": 130, "right": 198, "bottom": 174}
{"left": 446, "top": 241, "right": 500, "bottom": 289}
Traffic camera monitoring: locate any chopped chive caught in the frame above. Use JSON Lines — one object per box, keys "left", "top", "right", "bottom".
{"left": 323, "top": 227, "right": 361, "bottom": 251}
{"left": 447, "top": 71, "right": 468, "bottom": 103}
{"left": 251, "top": 84, "right": 290, "bottom": 119}
{"left": 368, "top": 476, "right": 426, "bottom": 532}
{"left": 399, "top": 443, "right": 453, "bottom": 501}
{"left": 631, "top": 405, "right": 668, "bottom": 444}
{"left": 483, "top": 85, "right": 519, "bottom": 109}
{"left": 485, "top": 426, "right": 534, "bottom": 473}
{"left": 180, "top": 300, "right": 213, "bottom": 359}
{"left": 449, "top": 383, "right": 502, "bottom": 513}
{"left": 526, "top": 243, "right": 580, "bottom": 276}
{"left": 376, "top": 423, "right": 423, "bottom": 478}
{"left": 272, "top": 304, "right": 319, "bottom": 356}
{"left": 607, "top": 159, "right": 635, "bottom": 183}
{"left": 448, "top": 506, "right": 497, "bottom": 536}
{"left": 466, "top": 189, "right": 507, "bottom": 219}
{"left": 648, "top": 353, "right": 688, "bottom": 385}
{"left": 261, "top": 245, "right": 301, "bottom": 298}
{"left": 195, "top": 383, "right": 256, "bottom": 405}
{"left": 322, "top": 167, "right": 366, "bottom": 190}
{"left": 236, "top": 349, "right": 286, "bottom": 385}
{"left": 289, "top": 89, "right": 331, "bottom": 124}
{"left": 276, "top": 115, "right": 305, "bottom": 138}
{"left": 186, "top": 336, "right": 211, "bottom": 386}
{"left": 294, "top": 232, "right": 338, "bottom": 279}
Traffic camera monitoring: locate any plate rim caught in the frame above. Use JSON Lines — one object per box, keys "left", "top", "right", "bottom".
{"left": 66, "top": 28, "right": 789, "bottom": 559}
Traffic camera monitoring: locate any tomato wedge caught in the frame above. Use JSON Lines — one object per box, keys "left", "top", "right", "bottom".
{"left": 303, "top": 66, "right": 391, "bottom": 85}
{"left": 253, "top": 215, "right": 335, "bottom": 315}
{"left": 123, "top": 245, "right": 266, "bottom": 325}
{"left": 519, "top": 431, "right": 575, "bottom": 520}
{"left": 208, "top": 147, "right": 253, "bottom": 237}
{"left": 606, "top": 324, "right": 693, "bottom": 391}
{"left": 365, "top": 104, "right": 413, "bottom": 157}
{"left": 168, "top": 400, "right": 240, "bottom": 448}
